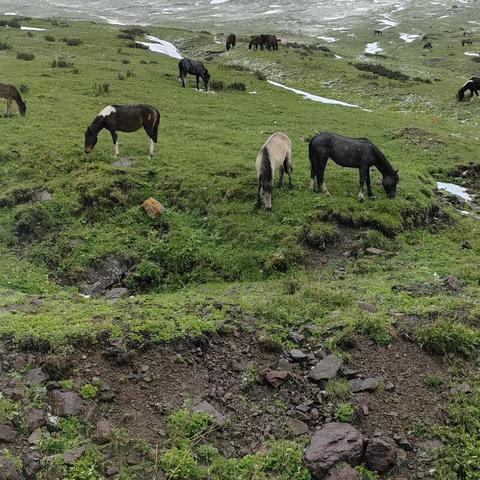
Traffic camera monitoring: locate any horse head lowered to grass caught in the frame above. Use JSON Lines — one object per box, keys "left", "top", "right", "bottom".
{"left": 309, "top": 132, "right": 399, "bottom": 202}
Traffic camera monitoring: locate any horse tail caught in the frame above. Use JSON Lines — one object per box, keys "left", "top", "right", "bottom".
{"left": 14, "top": 89, "right": 26, "bottom": 116}
{"left": 152, "top": 108, "right": 160, "bottom": 143}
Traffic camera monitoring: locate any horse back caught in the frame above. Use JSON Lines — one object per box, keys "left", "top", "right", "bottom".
{"left": 0, "top": 83, "right": 17, "bottom": 99}
{"left": 263, "top": 132, "right": 291, "bottom": 169}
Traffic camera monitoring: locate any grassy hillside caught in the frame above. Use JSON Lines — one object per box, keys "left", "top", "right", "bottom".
{"left": 0, "top": 8, "right": 479, "bottom": 479}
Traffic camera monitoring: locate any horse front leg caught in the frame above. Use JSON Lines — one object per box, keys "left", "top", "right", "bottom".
{"left": 317, "top": 158, "right": 329, "bottom": 195}
{"left": 358, "top": 167, "right": 367, "bottom": 202}
{"left": 111, "top": 131, "right": 119, "bottom": 158}
{"left": 6, "top": 98, "right": 12, "bottom": 117}
{"left": 181, "top": 74, "right": 186, "bottom": 88}
{"left": 366, "top": 169, "right": 375, "bottom": 199}
{"left": 196, "top": 76, "right": 200, "bottom": 91}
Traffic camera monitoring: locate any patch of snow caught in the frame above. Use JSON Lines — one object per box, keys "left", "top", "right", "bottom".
{"left": 465, "top": 52, "right": 480, "bottom": 57}
{"left": 317, "top": 36, "right": 337, "bottom": 43}
{"left": 365, "top": 42, "right": 383, "bottom": 54}
{"left": 268, "top": 80, "right": 371, "bottom": 111}
{"left": 400, "top": 33, "right": 420, "bottom": 43}
{"left": 137, "top": 35, "right": 183, "bottom": 59}
{"left": 21, "top": 26, "right": 46, "bottom": 31}
{"left": 335, "top": 54, "right": 343, "bottom": 59}
{"left": 210, "top": 0, "right": 230, "bottom": 3}
{"left": 436, "top": 182, "right": 473, "bottom": 202}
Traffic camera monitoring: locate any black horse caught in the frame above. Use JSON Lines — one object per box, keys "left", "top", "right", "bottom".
{"left": 309, "top": 132, "right": 399, "bottom": 202}
{"left": 462, "top": 39, "right": 473, "bottom": 46}
{"left": 178, "top": 58, "right": 211, "bottom": 91}
{"left": 260, "top": 34, "right": 278, "bottom": 51}
{"left": 249, "top": 35, "right": 261, "bottom": 50}
{"left": 226, "top": 33, "right": 236, "bottom": 51}
{"left": 457, "top": 77, "right": 480, "bottom": 101}
{"left": 423, "top": 42, "right": 433, "bottom": 49}
{"left": 374, "top": 30, "right": 383, "bottom": 37}
{"left": 84, "top": 104, "right": 160, "bottom": 158}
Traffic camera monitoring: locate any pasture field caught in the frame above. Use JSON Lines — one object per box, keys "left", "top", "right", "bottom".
{"left": 0, "top": 6, "right": 479, "bottom": 479}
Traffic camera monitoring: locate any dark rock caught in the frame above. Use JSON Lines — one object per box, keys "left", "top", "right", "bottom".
{"left": 444, "top": 275, "right": 460, "bottom": 291}
{"left": 265, "top": 370, "right": 290, "bottom": 388}
{"left": 349, "top": 377, "right": 383, "bottom": 393}
{"left": 398, "top": 438, "right": 413, "bottom": 451}
{"left": 193, "top": 401, "right": 226, "bottom": 426}
{"left": 64, "top": 446, "right": 86, "bottom": 466}
{"left": 26, "top": 409, "right": 46, "bottom": 432}
{"left": 0, "top": 454, "right": 20, "bottom": 480}
{"left": 104, "top": 287, "right": 129, "bottom": 300}
{"left": 0, "top": 423, "right": 16, "bottom": 443}
{"left": 289, "top": 349, "right": 308, "bottom": 362}
{"left": 304, "top": 422, "right": 364, "bottom": 479}
{"left": 285, "top": 417, "right": 309, "bottom": 436}
{"left": 94, "top": 419, "right": 113, "bottom": 444}
{"left": 325, "top": 465, "right": 362, "bottom": 480}
{"left": 22, "top": 451, "right": 42, "bottom": 480}
{"left": 106, "top": 466, "right": 119, "bottom": 477}
{"left": 13, "top": 354, "right": 28, "bottom": 370}
{"left": 365, "top": 247, "right": 384, "bottom": 255}
{"left": 357, "top": 301, "right": 377, "bottom": 313}
{"left": 24, "top": 368, "right": 49, "bottom": 385}
{"left": 309, "top": 355, "right": 343, "bottom": 382}
{"left": 289, "top": 331, "right": 305, "bottom": 344}
{"left": 450, "top": 382, "right": 472, "bottom": 395}
{"left": 49, "top": 390, "right": 82, "bottom": 416}
{"left": 27, "top": 428, "right": 42, "bottom": 445}
{"left": 341, "top": 367, "right": 359, "bottom": 379}
{"left": 384, "top": 381, "right": 395, "bottom": 392}
{"left": 365, "top": 435, "right": 397, "bottom": 473}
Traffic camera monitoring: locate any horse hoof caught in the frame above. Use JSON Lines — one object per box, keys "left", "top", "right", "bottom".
{"left": 370, "top": 195, "right": 376, "bottom": 200}
{"left": 358, "top": 193, "right": 365, "bottom": 202}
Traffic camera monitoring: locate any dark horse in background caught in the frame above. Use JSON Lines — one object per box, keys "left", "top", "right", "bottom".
{"left": 84, "top": 104, "right": 160, "bottom": 158}
{"left": 457, "top": 77, "right": 480, "bottom": 101}
{"left": 178, "top": 58, "right": 211, "bottom": 91}
{"left": 0, "top": 83, "right": 26, "bottom": 116}
{"left": 309, "top": 132, "right": 399, "bottom": 202}
{"left": 261, "top": 34, "right": 279, "bottom": 50}
{"left": 249, "top": 35, "right": 261, "bottom": 50}
{"left": 226, "top": 33, "right": 236, "bottom": 51}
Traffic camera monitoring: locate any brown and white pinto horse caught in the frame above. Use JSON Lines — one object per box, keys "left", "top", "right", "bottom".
{"left": 0, "top": 83, "right": 26, "bottom": 116}
{"left": 84, "top": 104, "right": 160, "bottom": 158}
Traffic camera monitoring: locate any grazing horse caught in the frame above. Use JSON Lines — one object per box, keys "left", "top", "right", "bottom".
{"left": 457, "top": 77, "right": 480, "bottom": 101}
{"left": 178, "top": 58, "right": 211, "bottom": 91}
{"left": 462, "top": 39, "right": 473, "bottom": 46}
{"left": 309, "top": 132, "right": 399, "bottom": 202}
{"left": 0, "top": 83, "right": 26, "bottom": 116}
{"left": 84, "top": 104, "right": 160, "bottom": 158}
{"left": 256, "top": 132, "right": 293, "bottom": 210}
{"left": 421, "top": 34, "right": 429, "bottom": 41}
{"left": 249, "top": 35, "right": 261, "bottom": 50}
{"left": 260, "top": 34, "right": 278, "bottom": 51}
{"left": 423, "top": 41, "right": 433, "bottom": 49}
{"left": 374, "top": 30, "right": 383, "bottom": 37}
{"left": 226, "top": 33, "right": 236, "bottom": 51}
{"left": 464, "top": 31, "right": 472, "bottom": 36}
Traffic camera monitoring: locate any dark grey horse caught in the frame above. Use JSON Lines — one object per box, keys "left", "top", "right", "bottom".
{"left": 178, "top": 58, "right": 211, "bottom": 91}
{"left": 260, "top": 34, "right": 278, "bottom": 50}
{"left": 309, "top": 132, "right": 399, "bottom": 202}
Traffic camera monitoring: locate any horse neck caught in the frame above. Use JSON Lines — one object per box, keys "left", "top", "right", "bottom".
{"left": 373, "top": 149, "right": 395, "bottom": 178}
{"left": 13, "top": 90, "right": 25, "bottom": 109}
{"left": 89, "top": 116, "right": 105, "bottom": 134}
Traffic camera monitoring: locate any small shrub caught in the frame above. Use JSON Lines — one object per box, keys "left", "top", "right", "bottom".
{"left": 325, "top": 378, "right": 350, "bottom": 400}
{"left": 360, "top": 230, "right": 390, "bottom": 250}
{"left": 424, "top": 374, "right": 444, "bottom": 388}
{"left": 354, "top": 62, "right": 410, "bottom": 81}
{"left": 209, "top": 80, "right": 224, "bottom": 91}
{"left": 117, "top": 72, "right": 125, "bottom": 81}
{"left": 49, "top": 19, "right": 70, "bottom": 27}
{"left": 51, "top": 56, "right": 73, "bottom": 68}
{"left": 226, "top": 82, "right": 246, "bottom": 92}
{"left": 0, "top": 19, "right": 20, "bottom": 28}
{"left": 62, "top": 37, "right": 83, "bottom": 46}
{"left": 161, "top": 447, "right": 203, "bottom": 480}
{"left": 80, "top": 383, "right": 98, "bottom": 399}
{"left": 120, "top": 27, "right": 148, "bottom": 37}
{"left": 118, "top": 33, "right": 135, "bottom": 40}
{"left": 26, "top": 31, "right": 34, "bottom": 38}
{"left": 334, "top": 402, "right": 355, "bottom": 422}
{"left": 356, "top": 465, "right": 379, "bottom": 479}
{"left": 355, "top": 314, "right": 393, "bottom": 346}
{"left": 17, "top": 52, "right": 35, "bottom": 61}
{"left": 44, "top": 34, "right": 56, "bottom": 42}
{"left": 417, "top": 321, "right": 480, "bottom": 358}
{"left": 59, "top": 379, "right": 75, "bottom": 390}
{"left": 0, "top": 398, "right": 22, "bottom": 422}
{"left": 167, "top": 409, "right": 214, "bottom": 442}
{"left": 19, "top": 84, "right": 29, "bottom": 94}
{"left": 125, "top": 41, "right": 148, "bottom": 50}
{"left": 92, "top": 83, "right": 111, "bottom": 96}
{"left": 0, "top": 42, "right": 11, "bottom": 50}
{"left": 122, "top": 58, "right": 130, "bottom": 64}
{"left": 255, "top": 70, "right": 267, "bottom": 81}
{"left": 196, "top": 444, "right": 219, "bottom": 464}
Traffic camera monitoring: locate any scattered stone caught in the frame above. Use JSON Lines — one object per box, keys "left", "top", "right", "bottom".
{"left": 22, "top": 451, "right": 42, "bottom": 480}
{"left": 398, "top": 438, "right": 413, "bottom": 451}
{"left": 193, "top": 401, "right": 226, "bottom": 426}
{"left": 34, "top": 189, "right": 53, "bottom": 202}
{"left": 27, "top": 428, "right": 42, "bottom": 445}
{"left": 49, "top": 390, "right": 82, "bottom": 416}
{"left": 384, "top": 381, "right": 395, "bottom": 392}
{"left": 13, "top": 354, "right": 28, "bottom": 370}
{"left": 289, "top": 331, "right": 305, "bottom": 344}
{"left": 0, "top": 423, "right": 17, "bottom": 443}
{"left": 24, "top": 368, "right": 49, "bottom": 385}
{"left": 304, "top": 422, "right": 364, "bottom": 479}
{"left": 365, "top": 247, "right": 384, "bottom": 255}
{"left": 349, "top": 377, "right": 383, "bottom": 393}
{"left": 26, "top": 409, "right": 46, "bottom": 432}
{"left": 0, "top": 454, "right": 20, "bottom": 480}
{"left": 285, "top": 417, "right": 309, "bottom": 436}
{"left": 450, "top": 382, "right": 472, "bottom": 395}
{"left": 141, "top": 197, "right": 165, "bottom": 218}
{"left": 265, "top": 369, "right": 290, "bottom": 388}
{"left": 341, "top": 366, "right": 359, "bottom": 379}
{"left": 94, "top": 419, "right": 113, "bottom": 444}
{"left": 444, "top": 275, "right": 460, "bottom": 291}
{"left": 113, "top": 157, "right": 135, "bottom": 168}
{"left": 365, "top": 435, "right": 397, "bottom": 473}
{"left": 289, "top": 349, "right": 308, "bottom": 362}
{"left": 325, "top": 465, "right": 362, "bottom": 480}
{"left": 309, "top": 355, "right": 343, "bottom": 382}
{"left": 64, "top": 446, "right": 86, "bottom": 466}
{"left": 104, "top": 287, "right": 129, "bottom": 300}
{"left": 357, "top": 301, "right": 377, "bottom": 313}
{"left": 106, "top": 466, "right": 119, "bottom": 477}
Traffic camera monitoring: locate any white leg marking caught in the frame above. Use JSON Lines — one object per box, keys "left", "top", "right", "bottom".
{"left": 358, "top": 191, "right": 365, "bottom": 202}
{"left": 115, "top": 141, "right": 120, "bottom": 157}
{"left": 321, "top": 183, "right": 330, "bottom": 196}
{"left": 310, "top": 179, "right": 315, "bottom": 191}
{"left": 149, "top": 139, "right": 154, "bottom": 156}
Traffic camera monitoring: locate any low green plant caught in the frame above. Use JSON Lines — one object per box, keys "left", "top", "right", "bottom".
{"left": 167, "top": 409, "right": 214, "bottom": 442}
{"left": 80, "top": 383, "right": 98, "bottom": 399}
{"left": 356, "top": 464, "right": 379, "bottom": 479}
{"left": 325, "top": 378, "right": 350, "bottom": 400}
{"left": 161, "top": 447, "right": 204, "bottom": 480}
{"left": 355, "top": 314, "right": 393, "bottom": 346}
{"left": 45, "top": 34, "right": 55, "bottom": 42}
{"left": 424, "top": 374, "right": 444, "bottom": 388}
{"left": 59, "top": 379, "right": 75, "bottom": 390}
{"left": 62, "top": 37, "right": 83, "bottom": 46}
{"left": 334, "top": 402, "right": 355, "bottom": 422}
{"left": 0, "top": 397, "right": 22, "bottom": 422}
{"left": 17, "top": 52, "right": 35, "bottom": 61}
{"left": 0, "top": 42, "right": 12, "bottom": 50}
{"left": 196, "top": 444, "right": 219, "bottom": 464}
{"left": 51, "top": 57, "right": 73, "bottom": 68}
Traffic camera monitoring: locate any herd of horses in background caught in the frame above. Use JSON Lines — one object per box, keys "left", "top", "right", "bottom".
{"left": 1, "top": 24, "right": 479, "bottom": 210}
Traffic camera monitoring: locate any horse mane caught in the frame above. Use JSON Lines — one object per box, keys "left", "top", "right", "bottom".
{"left": 88, "top": 115, "right": 105, "bottom": 133}
{"left": 370, "top": 142, "right": 396, "bottom": 177}
{"left": 260, "top": 147, "right": 272, "bottom": 186}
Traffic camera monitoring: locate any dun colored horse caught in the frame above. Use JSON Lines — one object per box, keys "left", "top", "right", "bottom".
{"left": 309, "top": 132, "right": 399, "bottom": 202}
{"left": 84, "top": 104, "right": 160, "bottom": 158}
{"left": 0, "top": 83, "right": 26, "bottom": 116}
{"left": 457, "top": 77, "right": 480, "bottom": 101}
{"left": 256, "top": 132, "right": 293, "bottom": 210}
{"left": 178, "top": 58, "right": 211, "bottom": 91}
{"left": 226, "top": 33, "right": 236, "bottom": 51}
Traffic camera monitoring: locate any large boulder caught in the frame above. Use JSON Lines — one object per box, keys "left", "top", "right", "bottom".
{"left": 0, "top": 424, "right": 16, "bottom": 443}
{"left": 304, "top": 423, "right": 365, "bottom": 479}
{"left": 309, "top": 355, "right": 344, "bottom": 382}
{"left": 24, "top": 368, "right": 49, "bottom": 386}
{"left": 49, "top": 391, "right": 82, "bottom": 416}
{"left": 365, "top": 434, "right": 397, "bottom": 473}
